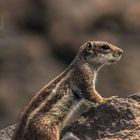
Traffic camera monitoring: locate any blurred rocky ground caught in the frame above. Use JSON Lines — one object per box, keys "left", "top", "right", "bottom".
{"left": 0, "top": 0, "right": 140, "bottom": 129}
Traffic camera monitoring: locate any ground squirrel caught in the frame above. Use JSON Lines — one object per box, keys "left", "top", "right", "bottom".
{"left": 12, "top": 41, "right": 123, "bottom": 140}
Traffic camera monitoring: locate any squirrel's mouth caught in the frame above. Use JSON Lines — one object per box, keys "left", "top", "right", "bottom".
{"left": 109, "top": 59, "right": 117, "bottom": 64}
{"left": 109, "top": 55, "right": 122, "bottom": 64}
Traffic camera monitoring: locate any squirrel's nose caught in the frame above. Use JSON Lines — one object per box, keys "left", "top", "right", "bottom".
{"left": 115, "top": 49, "right": 123, "bottom": 56}
{"left": 113, "top": 49, "right": 123, "bottom": 57}
{"left": 118, "top": 49, "right": 123, "bottom": 56}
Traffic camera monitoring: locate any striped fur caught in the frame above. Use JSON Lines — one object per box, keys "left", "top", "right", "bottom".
{"left": 12, "top": 41, "right": 123, "bottom": 140}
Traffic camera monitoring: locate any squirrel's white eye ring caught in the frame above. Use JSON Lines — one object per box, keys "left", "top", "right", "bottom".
{"left": 101, "top": 44, "right": 110, "bottom": 50}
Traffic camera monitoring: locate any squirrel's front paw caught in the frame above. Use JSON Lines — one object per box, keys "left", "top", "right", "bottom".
{"left": 101, "top": 96, "right": 118, "bottom": 103}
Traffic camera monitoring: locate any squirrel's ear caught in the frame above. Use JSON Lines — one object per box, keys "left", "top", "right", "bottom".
{"left": 86, "top": 41, "right": 92, "bottom": 51}
{"left": 85, "top": 41, "right": 94, "bottom": 54}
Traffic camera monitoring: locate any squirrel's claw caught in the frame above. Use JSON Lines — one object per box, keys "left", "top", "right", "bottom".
{"left": 101, "top": 96, "right": 118, "bottom": 103}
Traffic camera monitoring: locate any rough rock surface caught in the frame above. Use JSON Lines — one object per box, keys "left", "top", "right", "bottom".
{"left": 62, "top": 93, "right": 140, "bottom": 140}
{"left": 0, "top": 125, "right": 15, "bottom": 140}
{"left": 0, "top": 93, "right": 140, "bottom": 140}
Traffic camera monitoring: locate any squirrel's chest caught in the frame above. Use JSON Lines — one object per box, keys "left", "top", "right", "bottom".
{"left": 93, "top": 71, "right": 97, "bottom": 89}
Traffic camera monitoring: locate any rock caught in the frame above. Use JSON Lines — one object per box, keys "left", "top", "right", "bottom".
{"left": 62, "top": 93, "right": 140, "bottom": 140}
{"left": 0, "top": 93, "right": 140, "bottom": 140}
{"left": 0, "top": 125, "right": 15, "bottom": 140}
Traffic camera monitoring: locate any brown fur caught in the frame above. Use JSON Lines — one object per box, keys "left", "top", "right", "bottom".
{"left": 12, "top": 41, "right": 123, "bottom": 140}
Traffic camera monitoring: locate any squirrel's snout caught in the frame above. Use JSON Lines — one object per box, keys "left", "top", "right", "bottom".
{"left": 118, "top": 49, "right": 123, "bottom": 56}
{"left": 113, "top": 49, "right": 123, "bottom": 57}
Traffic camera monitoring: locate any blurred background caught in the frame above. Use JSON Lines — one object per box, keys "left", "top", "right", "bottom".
{"left": 0, "top": 0, "right": 140, "bottom": 129}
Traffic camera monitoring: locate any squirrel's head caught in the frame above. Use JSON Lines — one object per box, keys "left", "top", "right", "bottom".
{"left": 78, "top": 41, "right": 123, "bottom": 69}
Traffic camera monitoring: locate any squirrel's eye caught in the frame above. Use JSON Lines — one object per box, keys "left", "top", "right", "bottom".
{"left": 101, "top": 44, "right": 110, "bottom": 50}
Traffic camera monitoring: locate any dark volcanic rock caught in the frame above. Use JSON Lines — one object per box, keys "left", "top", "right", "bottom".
{"left": 0, "top": 93, "right": 140, "bottom": 140}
